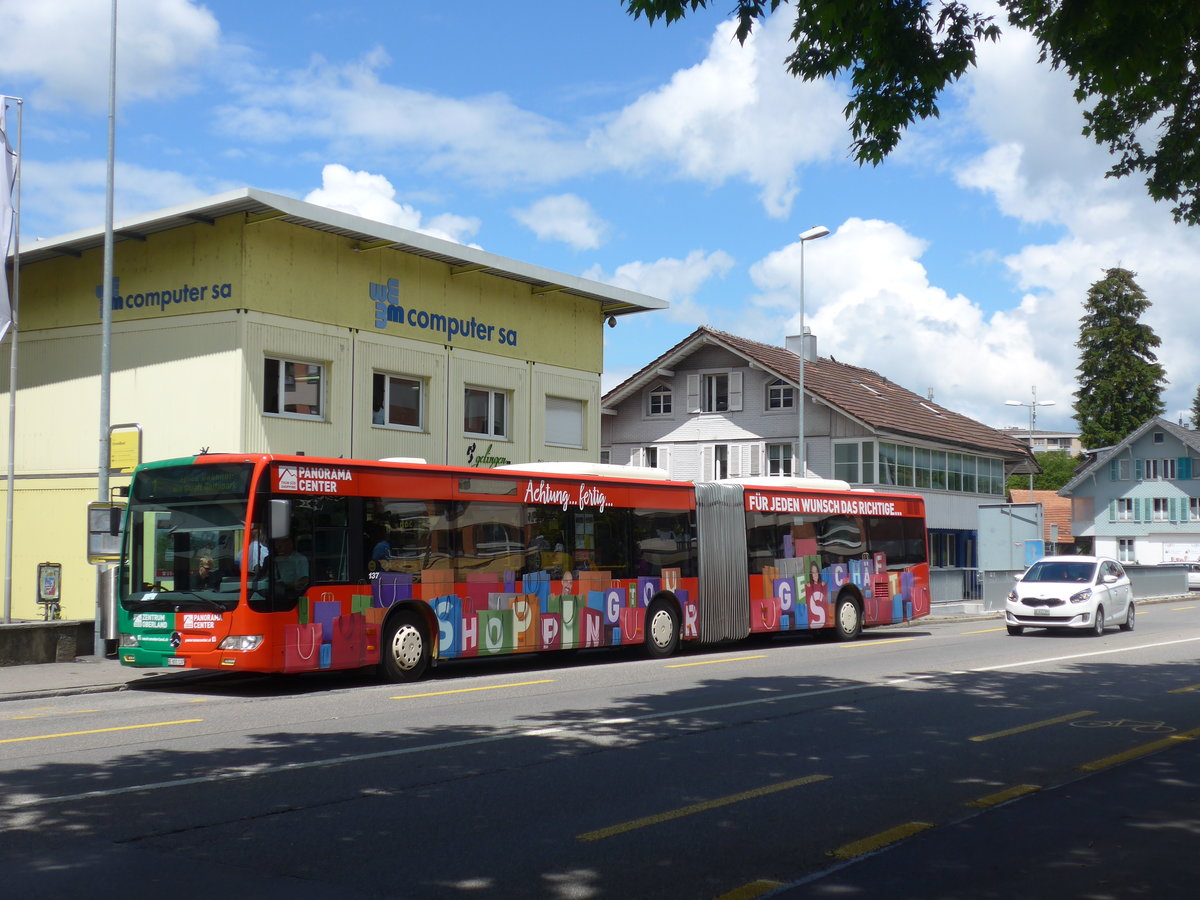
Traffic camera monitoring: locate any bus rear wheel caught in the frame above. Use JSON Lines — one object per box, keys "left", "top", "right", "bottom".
{"left": 832, "top": 595, "right": 862, "bottom": 642}
{"left": 379, "top": 610, "right": 430, "bottom": 682}
{"left": 644, "top": 600, "right": 680, "bottom": 659}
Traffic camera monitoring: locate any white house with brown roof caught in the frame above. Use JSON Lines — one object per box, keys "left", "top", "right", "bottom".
{"left": 601, "top": 327, "right": 1032, "bottom": 581}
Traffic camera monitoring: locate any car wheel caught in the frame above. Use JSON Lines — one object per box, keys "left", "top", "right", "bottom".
{"left": 644, "top": 599, "right": 680, "bottom": 658}
{"left": 1091, "top": 605, "right": 1105, "bottom": 637}
{"left": 379, "top": 610, "right": 430, "bottom": 682}
{"left": 832, "top": 594, "right": 862, "bottom": 642}
{"left": 1120, "top": 602, "right": 1135, "bottom": 632}
{"left": 1007, "top": 624, "right": 1024, "bottom": 636}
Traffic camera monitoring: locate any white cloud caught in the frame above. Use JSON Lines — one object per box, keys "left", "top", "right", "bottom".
{"left": 304, "top": 164, "right": 480, "bottom": 245}
{"left": 583, "top": 249, "right": 735, "bottom": 324}
{"left": 513, "top": 194, "right": 608, "bottom": 250}
{"left": 591, "top": 14, "right": 848, "bottom": 217}
{"left": 745, "top": 218, "right": 1068, "bottom": 425}
{"left": 0, "top": 0, "right": 221, "bottom": 111}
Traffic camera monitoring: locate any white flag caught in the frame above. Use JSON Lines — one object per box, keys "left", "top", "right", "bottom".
{"left": 0, "top": 96, "right": 16, "bottom": 343}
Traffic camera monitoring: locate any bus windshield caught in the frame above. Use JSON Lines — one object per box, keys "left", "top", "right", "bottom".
{"left": 120, "top": 463, "right": 255, "bottom": 612}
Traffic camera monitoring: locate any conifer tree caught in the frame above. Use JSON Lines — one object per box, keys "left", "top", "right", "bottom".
{"left": 1190, "top": 384, "right": 1200, "bottom": 429}
{"left": 1074, "top": 268, "right": 1166, "bottom": 449}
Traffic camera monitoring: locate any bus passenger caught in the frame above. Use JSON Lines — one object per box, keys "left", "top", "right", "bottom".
{"left": 273, "top": 535, "right": 310, "bottom": 599}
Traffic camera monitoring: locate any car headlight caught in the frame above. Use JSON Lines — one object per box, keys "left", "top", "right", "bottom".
{"left": 218, "top": 635, "right": 263, "bottom": 651}
{"left": 1007, "top": 590, "right": 1019, "bottom": 602}
{"left": 1069, "top": 589, "right": 1093, "bottom": 604}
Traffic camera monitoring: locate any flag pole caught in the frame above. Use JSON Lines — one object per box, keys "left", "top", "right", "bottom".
{"left": 2, "top": 96, "right": 22, "bottom": 625}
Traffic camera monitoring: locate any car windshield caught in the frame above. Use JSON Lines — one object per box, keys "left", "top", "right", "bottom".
{"left": 1023, "top": 561, "right": 1096, "bottom": 584}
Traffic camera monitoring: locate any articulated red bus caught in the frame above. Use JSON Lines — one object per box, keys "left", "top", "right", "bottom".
{"left": 117, "top": 454, "right": 930, "bottom": 681}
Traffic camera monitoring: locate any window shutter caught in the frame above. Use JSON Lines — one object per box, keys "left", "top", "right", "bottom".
{"left": 1108, "top": 500, "right": 1117, "bottom": 522}
{"left": 1179, "top": 457, "right": 1192, "bottom": 480}
{"left": 1109, "top": 459, "right": 1120, "bottom": 481}
{"left": 1171, "top": 497, "right": 1182, "bottom": 523}
{"left": 686, "top": 375, "right": 701, "bottom": 413}
{"left": 1135, "top": 458, "right": 1144, "bottom": 480}
{"left": 658, "top": 446, "right": 671, "bottom": 476}
{"left": 701, "top": 445, "right": 713, "bottom": 481}
{"left": 728, "top": 372, "right": 744, "bottom": 411}
{"left": 630, "top": 448, "right": 644, "bottom": 467}
{"left": 749, "top": 443, "right": 761, "bottom": 476}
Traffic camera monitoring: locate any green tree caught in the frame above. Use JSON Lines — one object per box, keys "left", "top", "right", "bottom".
{"left": 1006, "top": 450, "right": 1081, "bottom": 494}
{"left": 1191, "top": 384, "right": 1200, "bottom": 429}
{"left": 1074, "top": 268, "right": 1166, "bottom": 449}
{"left": 621, "top": 1, "right": 1200, "bottom": 224}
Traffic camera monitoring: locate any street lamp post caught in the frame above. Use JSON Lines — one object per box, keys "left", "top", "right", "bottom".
{"left": 1006, "top": 386, "right": 1055, "bottom": 495}
{"left": 797, "top": 225, "right": 830, "bottom": 477}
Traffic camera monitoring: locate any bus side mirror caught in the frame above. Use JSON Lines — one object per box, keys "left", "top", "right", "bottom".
{"left": 269, "top": 498, "right": 292, "bottom": 540}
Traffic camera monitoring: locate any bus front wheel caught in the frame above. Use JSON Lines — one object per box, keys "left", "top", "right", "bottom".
{"left": 644, "top": 600, "right": 680, "bottom": 659}
{"left": 379, "top": 610, "right": 430, "bottom": 682}
{"left": 832, "top": 595, "right": 862, "bottom": 642}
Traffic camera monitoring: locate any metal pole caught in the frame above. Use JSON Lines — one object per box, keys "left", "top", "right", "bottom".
{"left": 3, "top": 97, "right": 21, "bottom": 624}
{"left": 96, "top": 0, "right": 117, "bottom": 656}
{"left": 798, "top": 242, "right": 805, "bottom": 477}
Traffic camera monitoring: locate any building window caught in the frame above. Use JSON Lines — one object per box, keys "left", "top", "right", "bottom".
{"left": 1117, "top": 499, "right": 1134, "bottom": 521}
{"left": 1118, "top": 538, "right": 1136, "bottom": 562}
{"left": 834, "top": 442, "right": 859, "bottom": 482}
{"left": 1110, "top": 458, "right": 1131, "bottom": 481}
{"left": 1146, "top": 458, "right": 1177, "bottom": 480}
{"left": 372, "top": 373, "right": 423, "bottom": 429}
{"left": 703, "top": 374, "right": 729, "bottom": 412}
{"left": 767, "top": 443, "right": 793, "bottom": 476}
{"left": 714, "top": 444, "right": 729, "bottom": 479}
{"left": 264, "top": 357, "right": 324, "bottom": 419}
{"left": 546, "top": 396, "right": 584, "bottom": 448}
{"left": 1153, "top": 498, "right": 1170, "bottom": 521}
{"left": 464, "top": 387, "right": 508, "bottom": 439}
{"left": 600, "top": 449, "right": 611, "bottom": 464}
{"left": 644, "top": 446, "right": 659, "bottom": 468}
{"left": 647, "top": 385, "right": 672, "bottom": 416}
{"left": 1153, "top": 432, "right": 1165, "bottom": 444}
{"left": 1190, "top": 498, "right": 1200, "bottom": 521}
{"left": 766, "top": 379, "right": 794, "bottom": 410}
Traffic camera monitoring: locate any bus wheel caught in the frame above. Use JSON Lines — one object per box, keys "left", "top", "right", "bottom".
{"left": 379, "top": 610, "right": 429, "bottom": 682}
{"left": 644, "top": 600, "right": 680, "bottom": 659}
{"left": 832, "top": 595, "right": 862, "bottom": 642}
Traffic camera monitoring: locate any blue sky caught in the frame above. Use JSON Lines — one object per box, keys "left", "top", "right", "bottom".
{"left": 4, "top": 0, "right": 1200, "bottom": 433}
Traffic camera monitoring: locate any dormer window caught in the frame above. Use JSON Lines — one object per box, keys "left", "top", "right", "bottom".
{"left": 766, "top": 379, "right": 794, "bottom": 410}
{"left": 647, "top": 385, "right": 673, "bottom": 416}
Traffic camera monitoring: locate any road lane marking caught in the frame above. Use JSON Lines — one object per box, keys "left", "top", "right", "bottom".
{"left": 0, "top": 719, "right": 203, "bottom": 745}
{"left": 966, "top": 635, "right": 1200, "bottom": 673}
{"left": 1079, "top": 726, "right": 1200, "bottom": 772}
{"left": 2, "top": 709, "right": 101, "bottom": 721}
{"left": 962, "top": 627, "right": 1006, "bottom": 635}
{"left": 968, "top": 784, "right": 1041, "bottom": 808}
{"left": 829, "top": 822, "right": 932, "bottom": 860}
{"left": 1169, "top": 683, "right": 1200, "bottom": 693}
{"left": 1172, "top": 605, "right": 1195, "bottom": 611}
{"left": 969, "top": 711, "right": 1095, "bottom": 742}
{"left": 391, "top": 679, "right": 554, "bottom": 700}
{"left": 844, "top": 638, "right": 915, "bottom": 648}
{"left": 714, "top": 881, "right": 784, "bottom": 900}
{"left": 666, "top": 654, "right": 767, "bottom": 669}
{"left": 576, "top": 774, "right": 830, "bottom": 842}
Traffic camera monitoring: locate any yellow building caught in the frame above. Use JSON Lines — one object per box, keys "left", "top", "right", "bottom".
{"left": 1, "top": 188, "right": 665, "bottom": 621}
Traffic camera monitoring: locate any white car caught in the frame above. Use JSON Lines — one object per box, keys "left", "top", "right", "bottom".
{"left": 1005, "top": 555, "right": 1135, "bottom": 636}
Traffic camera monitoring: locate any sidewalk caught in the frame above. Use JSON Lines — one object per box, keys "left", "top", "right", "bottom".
{"left": 0, "top": 655, "right": 227, "bottom": 703}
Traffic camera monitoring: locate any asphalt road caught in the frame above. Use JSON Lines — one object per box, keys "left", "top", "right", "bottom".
{"left": 3, "top": 602, "right": 1200, "bottom": 899}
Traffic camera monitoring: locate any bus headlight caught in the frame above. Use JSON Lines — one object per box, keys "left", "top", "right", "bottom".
{"left": 118, "top": 633, "right": 140, "bottom": 648}
{"left": 218, "top": 635, "right": 263, "bottom": 651}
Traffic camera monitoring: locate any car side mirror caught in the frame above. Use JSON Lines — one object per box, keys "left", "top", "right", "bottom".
{"left": 1102, "top": 574, "right": 1118, "bottom": 584}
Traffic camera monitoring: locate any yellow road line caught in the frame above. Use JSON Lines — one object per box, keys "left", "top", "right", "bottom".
{"left": 1172, "top": 606, "right": 1195, "bottom": 611}
{"left": 844, "top": 638, "right": 915, "bottom": 648}
{"left": 962, "top": 627, "right": 1006, "bottom": 635}
{"left": 969, "top": 710, "right": 1095, "bottom": 742}
{"left": 1169, "top": 684, "right": 1200, "bottom": 693}
{"left": 2, "top": 709, "right": 101, "bottom": 722}
{"left": 1079, "top": 726, "right": 1200, "bottom": 772}
{"left": 391, "top": 679, "right": 553, "bottom": 700}
{"left": 829, "top": 822, "right": 932, "bottom": 860}
{"left": 713, "top": 880, "right": 785, "bottom": 900}
{"left": 0, "top": 719, "right": 203, "bottom": 744}
{"left": 577, "top": 774, "right": 830, "bottom": 842}
{"left": 666, "top": 654, "right": 767, "bottom": 669}
{"left": 968, "top": 784, "right": 1041, "bottom": 808}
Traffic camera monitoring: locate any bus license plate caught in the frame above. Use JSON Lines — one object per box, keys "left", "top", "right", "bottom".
{"left": 167, "top": 657, "right": 186, "bottom": 667}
